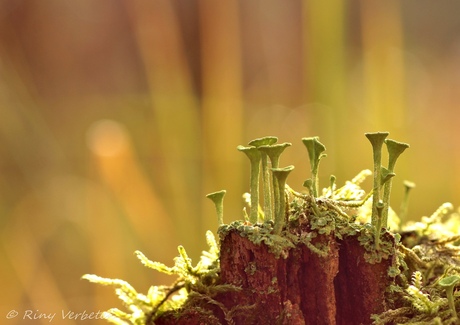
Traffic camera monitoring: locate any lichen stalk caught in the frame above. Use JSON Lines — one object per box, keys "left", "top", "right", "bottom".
{"left": 237, "top": 145, "right": 262, "bottom": 224}
{"left": 439, "top": 275, "right": 460, "bottom": 319}
{"left": 302, "top": 179, "right": 322, "bottom": 217}
{"left": 447, "top": 285, "right": 457, "bottom": 319}
{"left": 259, "top": 143, "right": 291, "bottom": 222}
{"left": 260, "top": 154, "right": 271, "bottom": 222}
{"left": 271, "top": 165, "right": 294, "bottom": 235}
{"left": 400, "top": 180, "right": 415, "bottom": 225}
{"left": 374, "top": 200, "right": 384, "bottom": 250}
{"left": 206, "top": 190, "right": 226, "bottom": 226}
{"left": 364, "top": 132, "right": 389, "bottom": 228}
{"left": 329, "top": 175, "right": 336, "bottom": 199}
{"left": 382, "top": 139, "right": 409, "bottom": 228}
{"left": 302, "top": 137, "right": 327, "bottom": 198}
{"left": 249, "top": 136, "right": 278, "bottom": 222}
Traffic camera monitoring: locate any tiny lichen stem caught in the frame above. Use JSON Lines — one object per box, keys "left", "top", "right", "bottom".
{"left": 303, "top": 179, "right": 322, "bottom": 217}
{"left": 446, "top": 285, "right": 457, "bottom": 319}
{"left": 439, "top": 275, "right": 460, "bottom": 319}
{"left": 248, "top": 155, "right": 261, "bottom": 224}
{"left": 399, "top": 180, "right": 415, "bottom": 226}
{"left": 329, "top": 175, "right": 336, "bottom": 199}
{"left": 249, "top": 137, "right": 278, "bottom": 222}
{"left": 206, "top": 190, "right": 226, "bottom": 226}
{"left": 272, "top": 165, "right": 294, "bottom": 235}
{"left": 259, "top": 143, "right": 291, "bottom": 222}
{"left": 381, "top": 139, "right": 410, "bottom": 227}
{"left": 365, "top": 132, "right": 389, "bottom": 228}
{"left": 310, "top": 196, "right": 322, "bottom": 218}
{"left": 375, "top": 200, "right": 384, "bottom": 250}
{"left": 261, "top": 154, "right": 272, "bottom": 222}
{"left": 302, "top": 137, "right": 327, "bottom": 198}
{"left": 271, "top": 175, "right": 279, "bottom": 224}
{"left": 238, "top": 145, "right": 262, "bottom": 224}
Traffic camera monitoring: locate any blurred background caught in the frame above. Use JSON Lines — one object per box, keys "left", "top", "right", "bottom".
{"left": 1, "top": 0, "right": 460, "bottom": 323}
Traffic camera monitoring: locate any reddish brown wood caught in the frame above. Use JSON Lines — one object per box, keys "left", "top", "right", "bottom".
{"left": 334, "top": 233, "right": 394, "bottom": 325}
{"left": 154, "top": 228, "right": 395, "bottom": 325}
{"left": 217, "top": 229, "right": 339, "bottom": 324}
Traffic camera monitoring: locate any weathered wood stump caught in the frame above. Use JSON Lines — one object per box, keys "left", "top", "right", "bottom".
{"left": 154, "top": 226, "right": 395, "bottom": 325}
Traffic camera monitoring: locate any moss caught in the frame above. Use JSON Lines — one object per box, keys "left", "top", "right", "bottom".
{"left": 218, "top": 221, "right": 296, "bottom": 259}
{"left": 82, "top": 231, "right": 225, "bottom": 324}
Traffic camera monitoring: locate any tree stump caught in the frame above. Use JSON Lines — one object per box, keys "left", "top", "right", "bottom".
{"left": 154, "top": 226, "right": 395, "bottom": 325}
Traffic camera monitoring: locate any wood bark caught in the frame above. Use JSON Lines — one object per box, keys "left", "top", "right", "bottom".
{"left": 154, "top": 228, "right": 395, "bottom": 325}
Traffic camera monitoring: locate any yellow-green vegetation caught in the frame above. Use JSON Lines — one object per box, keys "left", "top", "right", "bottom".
{"left": 83, "top": 230, "right": 225, "bottom": 324}
{"left": 83, "top": 133, "right": 460, "bottom": 325}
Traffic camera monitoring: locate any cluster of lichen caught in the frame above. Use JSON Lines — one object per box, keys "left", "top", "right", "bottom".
{"left": 216, "top": 134, "right": 406, "bottom": 262}
{"left": 84, "top": 133, "right": 460, "bottom": 325}
{"left": 216, "top": 134, "right": 460, "bottom": 324}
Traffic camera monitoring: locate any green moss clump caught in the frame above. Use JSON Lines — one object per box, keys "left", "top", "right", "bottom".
{"left": 82, "top": 230, "right": 229, "bottom": 324}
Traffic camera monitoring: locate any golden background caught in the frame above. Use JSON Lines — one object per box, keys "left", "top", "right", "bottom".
{"left": 1, "top": 1, "right": 460, "bottom": 324}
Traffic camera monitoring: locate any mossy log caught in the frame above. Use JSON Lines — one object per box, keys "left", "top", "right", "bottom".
{"left": 154, "top": 227, "right": 395, "bottom": 325}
